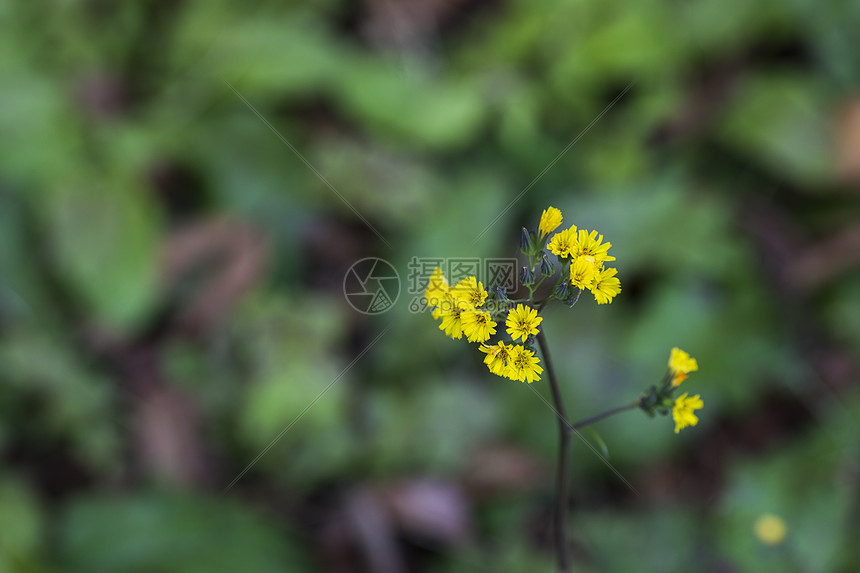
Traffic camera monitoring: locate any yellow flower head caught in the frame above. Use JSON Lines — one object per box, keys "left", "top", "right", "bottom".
{"left": 505, "top": 304, "right": 542, "bottom": 342}
{"left": 461, "top": 310, "right": 497, "bottom": 343}
{"left": 480, "top": 341, "right": 516, "bottom": 379}
{"left": 569, "top": 257, "right": 598, "bottom": 290}
{"left": 506, "top": 344, "right": 543, "bottom": 383}
{"left": 452, "top": 276, "right": 488, "bottom": 308}
{"left": 547, "top": 226, "right": 577, "bottom": 258}
{"left": 589, "top": 267, "right": 621, "bottom": 304}
{"left": 572, "top": 229, "right": 615, "bottom": 266}
{"left": 672, "top": 393, "right": 703, "bottom": 433}
{"left": 754, "top": 514, "right": 787, "bottom": 546}
{"left": 425, "top": 267, "right": 449, "bottom": 310}
{"left": 437, "top": 293, "right": 470, "bottom": 340}
{"left": 539, "top": 206, "right": 563, "bottom": 237}
{"left": 668, "top": 347, "right": 698, "bottom": 387}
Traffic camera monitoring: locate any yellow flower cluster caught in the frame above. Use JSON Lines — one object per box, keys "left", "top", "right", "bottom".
{"left": 544, "top": 208, "right": 621, "bottom": 305}
{"left": 426, "top": 271, "right": 543, "bottom": 383}
{"left": 667, "top": 347, "right": 702, "bottom": 433}
{"left": 426, "top": 268, "right": 496, "bottom": 343}
{"left": 480, "top": 340, "right": 543, "bottom": 383}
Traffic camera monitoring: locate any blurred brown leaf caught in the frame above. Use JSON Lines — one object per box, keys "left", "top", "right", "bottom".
{"left": 161, "top": 218, "right": 266, "bottom": 334}
{"left": 461, "top": 443, "right": 543, "bottom": 499}
{"left": 836, "top": 98, "right": 860, "bottom": 186}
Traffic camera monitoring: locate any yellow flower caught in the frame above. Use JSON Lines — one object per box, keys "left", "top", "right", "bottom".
{"left": 589, "top": 267, "right": 621, "bottom": 304}
{"left": 505, "top": 304, "right": 542, "bottom": 342}
{"left": 754, "top": 514, "right": 787, "bottom": 546}
{"left": 668, "top": 347, "right": 698, "bottom": 386}
{"left": 506, "top": 344, "right": 543, "bottom": 383}
{"left": 672, "top": 393, "right": 703, "bottom": 433}
{"left": 461, "top": 310, "right": 497, "bottom": 343}
{"left": 547, "top": 226, "right": 577, "bottom": 258}
{"left": 437, "top": 293, "right": 470, "bottom": 340}
{"left": 480, "top": 341, "right": 516, "bottom": 379}
{"left": 452, "top": 276, "right": 488, "bottom": 308}
{"left": 425, "top": 267, "right": 449, "bottom": 308}
{"left": 569, "top": 257, "right": 598, "bottom": 290}
{"left": 571, "top": 229, "right": 615, "bottom": 266}
{"left": 539, "top": 206, "right": 563, "bottom": 237}
{"left": 425, "top": 267, "right": 450, "bottom": 319}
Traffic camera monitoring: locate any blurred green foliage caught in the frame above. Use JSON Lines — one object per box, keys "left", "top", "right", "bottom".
{"left": 1, "top": 0, "right": 860, "bottom": 571}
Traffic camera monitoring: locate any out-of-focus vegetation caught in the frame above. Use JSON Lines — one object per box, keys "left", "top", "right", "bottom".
{"left": 2, "top": 0, "right": 860, "bottom": 571}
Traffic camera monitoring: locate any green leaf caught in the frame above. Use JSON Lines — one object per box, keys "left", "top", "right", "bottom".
{"left": 58, "top": 493, "right": 308, "bottom": 573}
{"left": 42, "top": 185, "right": 160, "bottom": 331}
{"left": 583, "top": 427, "right": 611, "bottom": 460}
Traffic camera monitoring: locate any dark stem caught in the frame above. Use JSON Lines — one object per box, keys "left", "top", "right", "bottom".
{"left": 536, "top": 330, "right": 570, "bottom": 573}
{"left": 568, "top": 400, "right": 640, "bottom": 433}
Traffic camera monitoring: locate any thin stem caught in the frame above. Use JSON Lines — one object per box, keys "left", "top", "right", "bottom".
{"left": 568, "top": 400, "right": 640, "bottom": 433}
{"left": 536, "top": 330, "right": 570, "bottom": 573}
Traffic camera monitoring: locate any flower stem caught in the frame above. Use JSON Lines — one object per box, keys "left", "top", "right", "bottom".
{"left": 536, "top": 330, "right": 570, "bottom": 573}
{"left": 568, "top": 400, "right": 640, "bottom": 433}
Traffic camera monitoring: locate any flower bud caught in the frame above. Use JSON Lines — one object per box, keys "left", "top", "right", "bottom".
{"left": 520, "top": 227, "right": 531, "bottom": 253}
{"left": 555, "top": 280, "right": 569, "bottom": 299}
{"left": 520, "top": 265, "right": 534, "bottom": 285}
{"left": 495, "top": 286, "right": 509, "bottom": 302}
{"left": 540, "top": 254, "right": 553, "bottom": 276}
{"left": 564, "top": 288, "right": 581, "bottom": 307}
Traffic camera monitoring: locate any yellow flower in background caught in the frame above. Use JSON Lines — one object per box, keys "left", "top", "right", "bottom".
{"left": 569, "top": 257, "right": 598, "bottom": 290}
{"left": 452, "top": 276, "right": 488, "bottom": 308}
{"left": 754, "top": 514, "right": 787, "bottom": 546}
{"left": 507, "top": 344, "right": 543, "bottom": 383}
{"left": 461, "top": 310, "right": 497, "bottom": 343}
{"left": 506, "top": 304, "right": 543, "bottom": 342}
{"left": 668, "top": 347, "right": 698, "bottom": 386}
{"left": 547, "top": 226, "right": 577, "bottom": 258}
{"left": 539, "top": 206, "right": 563, "bottom": 237}
{"left": 480, "top": 341, "right": 516, "bottom": 379}
{"left": 425, "top": 267, "right": 450, "bottom": 319}
{"left": 589, "top": 267, "right": 621, "bottom": 304}
{"left": 572, "top": 229, "right": 615, "bottom": 266}
{"left": 425, "top": 267, "right": 449, "bottom": 305}
{"left": 672, "top": 393, "right": 703, "bottom": 433}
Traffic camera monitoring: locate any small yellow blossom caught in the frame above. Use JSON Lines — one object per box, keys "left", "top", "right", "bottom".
{"left": 547, "top": 226, "right": 577, "bottom": 258}
{"left": 569, "top": 258, "right": 598, "bottom": 290}
{"left": 506, "top": 344, "right": 543, "bottom": 383}
{"left": 452, "top": 276, "right": 488, "bottom": 308}
{"left": 480, "top": 341, "right": 516, "bottom": 379}
{"left": 539, "top": 207, "right": 563, "bottom": 237}
{"left": 572, "top": 230, "right": 615, "bottom": 266}
{"left": 506, "top": 304, "right": 542, "bottom": 342}
{"left": 754, "top": 514, "right": 787, "bottom": 546}
{"left": 438, "top": 293, "right": 470, "bottom": 340}
{"left": 461, "top": 310, "right": 497, "bottom": 343}
{"left": 589, "top": 267, "right": 621, "bottom": 304}
{"left": 668, "top": 347, "right": 698, "bottom": 387}
{"left": 425, "top": 267, "right": 450, "bottom": 319}
{"left": 425, "top": 267, "right": 449, "bottom": 306}
{"left": 672, "top": 393, "right": 703, "bottom": 433}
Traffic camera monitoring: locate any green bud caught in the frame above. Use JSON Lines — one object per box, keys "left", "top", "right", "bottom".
{"left": 495, "top": 286, "right": 509, "bottom": 302}
{"left": 520, "top": 227, "right": 531, "bottom": 253}
{"left": 540, "top": 254, "right": 553, "bottom": 276}
{"left": 520, "top": 265, "right": 535, "bottom": 285}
